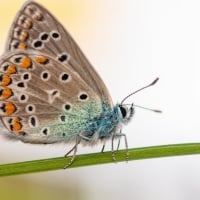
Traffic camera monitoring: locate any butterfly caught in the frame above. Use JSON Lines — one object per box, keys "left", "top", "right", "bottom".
{"left": 0, "top": 1, "right": 159, "bottom": 168}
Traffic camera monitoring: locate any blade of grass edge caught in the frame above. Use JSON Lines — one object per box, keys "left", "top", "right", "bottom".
{"left": 0, "top": 143, "right": 200, "bottom": 177}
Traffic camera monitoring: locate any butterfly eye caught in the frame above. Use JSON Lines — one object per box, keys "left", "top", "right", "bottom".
{"left": 119, "top": 106, "right": 127, "bottom": 118}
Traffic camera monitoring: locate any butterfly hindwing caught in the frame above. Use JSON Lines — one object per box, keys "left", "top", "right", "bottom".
{"left": 0, "top": 51, "right": 104, "bottom": 143}
{"left": 5, "top": 0, "right": 113, "bottom": 107}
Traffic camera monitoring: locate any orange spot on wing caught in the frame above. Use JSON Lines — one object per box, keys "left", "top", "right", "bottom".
{"left": 18, "top": 16, "right": 33, "bottom": 29}
{"left": 12, "top": 117, "right": 22, "bottom": 132}
{"left": 20, "top": 57, "right": 32, "bottom": 68}
{"left": 33, "top": 12, "right": 43, "bottom": 21}
{"left": 35, "top": 56, "right": 49, "bottom": 64}
{"left": 6, "top": 64, "right": 17, "bottom": 74}
{"left": 18, "top": 42, "right": 27, "bottom": 50}
{"left": 25, "top": 20, "right": 33, "bottom": 29}
{"left": 1, "top": 75, "right": 12, "bottom": 86}
{"left": 1, "top": 88, "right": 13, "bottom": 100}
{"left": 20, "top": 31, "right": 29, "bottom": 41}
{"left": 5, "top": 102, "right": 16, "bottom": 115}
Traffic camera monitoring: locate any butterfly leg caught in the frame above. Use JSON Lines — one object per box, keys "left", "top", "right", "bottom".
{"left": 117, "top": 137, "right": 121, "bottom": 151}
{"left": 64, "top": 133, "right": 96, "bottom": 168}
{"left": 101, "top": 141, "right": 106, "bottom": 153}
{"left": 64, "top": 143, "right": 78, "bottom": 157}
{"left": 111, "top": 130, "right": 122, "bottom": 161}
{"left": 115, "top": 131, "right": 129, "bottom": 162}
{"left": 111, "top": 134, "right": 117, "bottom": 162}
{"left": 64, "top": 136, "right": 81, "bottom": 168}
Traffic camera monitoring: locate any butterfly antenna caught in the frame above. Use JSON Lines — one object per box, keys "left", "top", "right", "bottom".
{"left": 134, "top": 104, "right": 162, "bottom": 113}
{"left": 121, "top": 77, "right": 159, "bottom": 104}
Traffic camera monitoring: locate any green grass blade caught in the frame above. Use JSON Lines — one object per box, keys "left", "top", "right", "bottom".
{"left": 0, "top": 143, "right": 200, "bottom": 177}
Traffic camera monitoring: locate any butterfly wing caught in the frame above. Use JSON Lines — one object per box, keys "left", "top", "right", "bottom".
{"left": 5, "top": 0, "right": 113, "bottom": 107}
{"left": 0, "top": 51, "right": 105, "bottom": 143}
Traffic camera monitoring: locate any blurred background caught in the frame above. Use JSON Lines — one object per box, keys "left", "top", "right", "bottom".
{"left": 0, "top": 0, "right": 200, "bottom": 199}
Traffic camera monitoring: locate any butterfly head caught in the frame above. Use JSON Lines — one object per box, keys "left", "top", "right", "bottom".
{"left": 118, "top": 103, "right": 134, "bottom": 123}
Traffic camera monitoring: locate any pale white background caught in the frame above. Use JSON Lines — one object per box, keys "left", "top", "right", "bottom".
{"left": 0, "top": 0, "right": 200, "bottom": 200}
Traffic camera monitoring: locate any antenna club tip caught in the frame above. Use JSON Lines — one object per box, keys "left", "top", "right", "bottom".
{"left": 151, "top": 77, "right": 159, "bottom": 86}
{"left": 153, "top": 109, "right": 162, "bottom": 113}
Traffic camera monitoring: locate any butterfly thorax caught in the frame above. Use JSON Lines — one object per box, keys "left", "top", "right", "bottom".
{"left": 81, "top": 103, "right": 134, "bottom": 143}
{"left": 82, "top": 105, "right": 121, "bottom": 141}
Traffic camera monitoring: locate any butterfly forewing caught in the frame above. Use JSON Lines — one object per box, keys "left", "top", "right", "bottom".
{"left": 0, "top": 51, "right": 103, "bottom": 143}
{"left": 5, "top": 1, "right": 113, "bottom": 107}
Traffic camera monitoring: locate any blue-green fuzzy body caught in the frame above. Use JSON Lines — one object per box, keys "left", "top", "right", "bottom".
{"left": 41, "top": 102, "right": 123, "bottom": 144}
{"left": 83, "top": 105, "right": 122, "bottom": 140}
